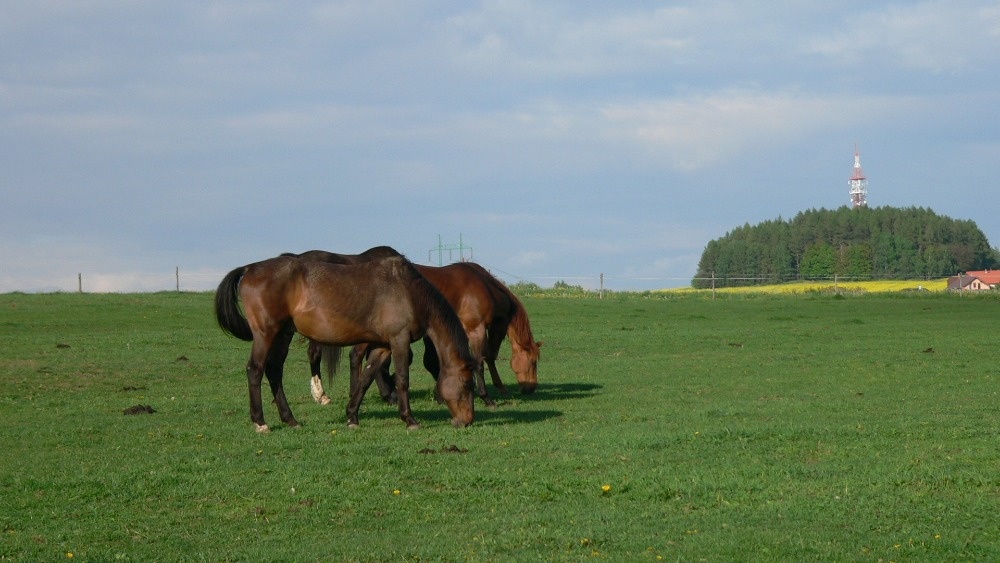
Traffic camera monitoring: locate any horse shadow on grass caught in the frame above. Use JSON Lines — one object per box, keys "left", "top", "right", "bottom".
{"left": 323, "top": 382, "right": 601, "bottom": 428}
{"left": 343, "top": 405, "right": 562, "bottom": 427}
{"left": 527, "top": 382, "right": 602, "bottom": 401}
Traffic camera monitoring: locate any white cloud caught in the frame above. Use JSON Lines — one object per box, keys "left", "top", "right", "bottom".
{"left": 808, "top": 1, "right": 1000, "bottom": 73}
{"left": 600, "top": 92, "right": 927, "bottom": 170}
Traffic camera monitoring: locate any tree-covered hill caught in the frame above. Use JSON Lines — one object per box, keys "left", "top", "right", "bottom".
{"left": 692, "top": 206, "right": 999, "bottom": 288}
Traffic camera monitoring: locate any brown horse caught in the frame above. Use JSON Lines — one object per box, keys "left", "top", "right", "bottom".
{"left": 214, "top": 253, "right": 476, "bottom": 432}
{"left": 296, "top": 253, "right": 541, "bottom": 406}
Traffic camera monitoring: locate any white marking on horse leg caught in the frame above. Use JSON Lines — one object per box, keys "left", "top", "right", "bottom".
{"left": 310, "top": 375, "right": 325, "bottom": 403}
{"left": 254, "top": 423, "right": 270, "bottom": 433}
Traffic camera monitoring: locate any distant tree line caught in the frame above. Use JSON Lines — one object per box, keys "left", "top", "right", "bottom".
{"left": 692, "top": 206, "right": 999, "bottom": 288}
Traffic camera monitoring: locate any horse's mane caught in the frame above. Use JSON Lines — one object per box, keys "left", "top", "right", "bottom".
{"left": 402, "top": 259, "right": 474, "bottom": 362}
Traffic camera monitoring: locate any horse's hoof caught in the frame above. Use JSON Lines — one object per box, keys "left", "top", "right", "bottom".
{"left": 254, "top": 424, "right": 270, "bottom": 433}
{"left": 406, "top": 423, "right": 421, "bottom": 430}
{"left": 347, "top": 422, "right": 360, "bottom": 429}
{"left": 320, "top": 396, "right": 332, "bottom": 406}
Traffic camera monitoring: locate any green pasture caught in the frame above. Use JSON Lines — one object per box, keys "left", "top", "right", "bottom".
{"left": 1, "top": 290, "right": 998, "bottom": 560}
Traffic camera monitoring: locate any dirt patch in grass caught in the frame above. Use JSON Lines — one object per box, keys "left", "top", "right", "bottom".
{"left": 418, "top": 445, "right": 468, "bottom": 454}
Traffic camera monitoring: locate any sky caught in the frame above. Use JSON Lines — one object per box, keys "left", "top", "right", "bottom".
{"left": 3, "top": 1, "right": 999, "bottom": 292}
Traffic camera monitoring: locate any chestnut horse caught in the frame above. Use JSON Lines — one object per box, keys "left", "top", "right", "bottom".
{"left": 416, "top": 261, "right": 541, "bottom": 404}
{"left": 214, "top": 253, "right": 476, "bottom": 432}
{"left": 291, "top": 250, "right": 541, "bottom": 406}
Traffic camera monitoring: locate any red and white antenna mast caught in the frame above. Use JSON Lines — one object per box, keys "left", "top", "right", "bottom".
{"left": 849, "top": 144, "right": 868, "bottom": 208}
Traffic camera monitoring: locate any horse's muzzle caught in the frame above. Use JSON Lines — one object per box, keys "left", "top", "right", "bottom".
{"left": 519, "top": 382, "right": 537, "bottom": 394}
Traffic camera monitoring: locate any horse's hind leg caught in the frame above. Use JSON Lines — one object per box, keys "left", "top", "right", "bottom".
{"left": 485, "top": 324, "right": 510, "bottom": 395}
{"left": 264, "top": 326, "right": 299, "bottom": 428}
{"left": 348, "top": 343, "right": 394, "bottom": 404}
{"left": 345, "top": 346, "right": 391, "bottom": 428}
{"left": 246, "top": 339, "right": 271, "bottom": 433}
{"left": 307, "top": 340, "right": 331, "bottom": 405}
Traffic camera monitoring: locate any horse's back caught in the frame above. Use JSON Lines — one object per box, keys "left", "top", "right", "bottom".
{"left": 415, "top": 263, "right": 495, "bottom": 318}
{"left": 453, "top": 262, "right": 516, "bottom": 318}
{"left": 295, "top": 256, "right": 423, "bottom": 343}
{"left": 287, "top": 246, "right": 403, "bottom": 265}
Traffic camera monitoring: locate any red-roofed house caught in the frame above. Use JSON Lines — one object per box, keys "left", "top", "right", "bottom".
{"left": 948, "top": 270, "right": 1000, "bottom": 291}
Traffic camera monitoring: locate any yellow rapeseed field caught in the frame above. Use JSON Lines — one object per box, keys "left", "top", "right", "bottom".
{"left": 664, "top": 278, "right": 949, "bottom": 295}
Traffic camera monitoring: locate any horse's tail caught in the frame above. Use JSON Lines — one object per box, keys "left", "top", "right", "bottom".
{"left": 322, "top": 345, "right": 343, "bottom": 387}
{"left": 465, "top": 263, "right": 536, "bottom": 346}
{"left": 214, "top": 266, "right": 253, "bottom": 341}
{"left": 506, "top": 291, "right": 536, "bottom": 346}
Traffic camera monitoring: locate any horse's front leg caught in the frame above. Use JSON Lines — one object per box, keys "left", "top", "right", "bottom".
{"left": 392, "top": 343, "right": 420, "bottom": 429}
{"left": 485, "top": 326, "right": 511, "bottom": 395}
{"left": 468, "top": 325, "right": 496, "bottom": 408}
{"left": 485, "top": 359, "right": 509, "bottom": 396}
{"left": 345, "top": 346, "right": 389, "bottom": 428}
{"left": 265, "top": 327, "right": 299, "bottom": 428}
{"left": 422, "top": 337, "right": 443, "bottom": 403}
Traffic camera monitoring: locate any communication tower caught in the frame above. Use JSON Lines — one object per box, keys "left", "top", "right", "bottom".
{"left": 849, "top": 145, "right": 868, "bottom": 208}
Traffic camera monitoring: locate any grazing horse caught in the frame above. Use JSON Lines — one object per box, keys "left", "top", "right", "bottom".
{"left": 299, "top": 255, "right": 542, "bottom": 406}
{"left": 214, "top": 253, "right": 476, "bottom": 432}
{"left": 417, "top": 262, "right": 541, "bottom": 403}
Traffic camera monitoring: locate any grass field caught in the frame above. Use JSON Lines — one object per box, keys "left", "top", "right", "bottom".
{"left": 1, "top": 290, "right": 999, "bottom": 560}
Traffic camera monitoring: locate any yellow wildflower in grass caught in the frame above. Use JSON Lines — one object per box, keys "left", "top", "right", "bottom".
{"left": 393, "top": 489, "right": 401, "bottom": 495}
{"left": 601, "top": 484, "right": 611, "bottom": 493}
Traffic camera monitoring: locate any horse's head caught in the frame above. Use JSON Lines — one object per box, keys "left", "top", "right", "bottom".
{"left": 510, "top": 340, "right": 542, "bottom": 394}
{"left": 438, "top": 359, "right": 476, "bottom": 427}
